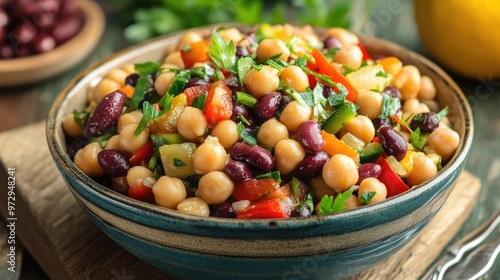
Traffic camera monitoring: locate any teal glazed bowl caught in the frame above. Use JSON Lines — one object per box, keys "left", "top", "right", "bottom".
{"left": 46, "top": 25, "right": 473, "bottom": 280}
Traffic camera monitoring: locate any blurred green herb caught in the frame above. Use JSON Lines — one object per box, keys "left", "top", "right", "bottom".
{"left": 108, "top": 0, "right": 361, "bottom": 42}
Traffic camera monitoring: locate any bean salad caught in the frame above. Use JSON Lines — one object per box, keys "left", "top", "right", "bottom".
{"left": 62, "top": 24, "right": 460, "bottom": 219}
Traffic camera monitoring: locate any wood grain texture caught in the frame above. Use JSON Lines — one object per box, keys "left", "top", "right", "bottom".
{"left": 0, "top": 122, "right": 480, "bottom": 280}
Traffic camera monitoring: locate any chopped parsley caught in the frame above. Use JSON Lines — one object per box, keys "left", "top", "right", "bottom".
{"left": 208, "top": 32, "right": 236, "bottom": 71}
{"left": 359, "top": 191, "right": 377, "bottom": 205}
{"left": 192, "top": 93, "right": 207, "bottom": 109}
{"left": 288, "top": 84, "right": 329, "bottom": 122}
{"left": 380, "top": 94, "right": 401, "bottom": 119}
{"left": 436, "top": 106, "right": 449, "bottom": 120}
{"left": 236, "top": 56, "right": 255, "bottom": 85}
{"left": 376, "top": 70, "right": 388, "bottom": 78}
{"left": 255, "top": 171, "right": 281, "bottom": 183}
{"left": 237, "top": 122, "right": 257, "bottom": 146}
{"left": 317, "top": 190, "right": 353, "bottom": 215}
{"left": 173, "top": 158, "right": 186, "bottom": 167}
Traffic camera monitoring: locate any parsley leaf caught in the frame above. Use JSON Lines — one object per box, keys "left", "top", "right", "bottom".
{"left": 208, "top": 32, "right": 236, "bottom": 71}
{"left": 135, "top": 61, "right": 161, "bottom": 76}
{"left": 192, "top": 93, "right": 207, "bottom": 109}
{"left": 436, "top": 106, "right": 449, "bottom": 120}
{"left": 128, "top": 75, "right": 150, "bottom": 110}
{"left": 380, "top": 94, "right": 401, "bottom": 119}
{"left": 359, "top": 191, "right": 376, "bottom": 205}
{"left": 255, "top": 171, "right": 281, "bottom": 183}
{"left": 237, "top": 122, "right": 257, "bottom": 146}
{"left": 73, "top": 110, "right": 90, "bottom": 130}
{"left": 376, "top": 70, "right": 388, "bottom": 78}
{"left": 288, "top": 84, "right": 329, "bottom": 122}
{"left": 317, "top": 189, "right": 353, "bottom": 215}
{"left": 399, "top": 117, "right": 426, "bottom": 149}
{"left": 173, "top": 158, "right": 186, "bottom": 167}
{"left": 236, "top": 56, "right": 255, "bottom": 85}
{"left": 290, "top": 178, "right": 315, "bottom": 213}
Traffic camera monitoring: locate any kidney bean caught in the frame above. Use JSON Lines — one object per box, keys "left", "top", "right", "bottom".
{"left": 52, "top": 16, "right": 82, "bottom": 44}
{"left": 297, "top": 151, "right": 330, "bottom": 178}
{"left": 184, "top": 76, "right": 210, "bottom": 89}
{"left": 111, "top": 176, "right": 129, "bottom": 195}
{"left": 13, "top": 21, "right": 37, "bottom": 45}
{"left": 322, "top": 86, "right": 335, "bottom": 98}
{"left": 356, "top": 163, "right": 382, "bottom": 185}
{"left": 410, "top": 112, "right": 439, "bottom": 133}
{"left": 224, "top": 75, "right": 240, "bottom": 92}
{"left": 210, "top": 202, "right": 236, "bottom": 218}
{"left": 230, "top": 142, "right": 275, "bottom": 172}
{"left": 323, "top": 36, "right": 342, "bottom": 49}
{"left": 291, "top": 205, "right": 312, "bottom": 218}
{"left": 224, "top": 161, "right": 253, "bottom": 182}
{"left": 382, "top": 86, "right": 402, "bottom": 99}
{"left": 236, "top": 46, "right": 249, "bottom": 58}
{"left": 125, "top": 73, "right": 139, "bottom": 87}
{"left": 297, "top": 120, "right": 324, "bottom": 151}
{"left": 66, "top": 136, "right": 88, "bottom": 160}
{"left": 83, "top": 90, "right": 126, "bottom": 138}
{"left": 32, "top": 33, "right": 56, "bottom": 54}
{"left": 253, "top": 92, "right": 282, "bottom": 123}
{"left": 97, "top": 149, "right": 131, "bottom": 177}
{"left": 230, "top": 102, "right": 249, "bottom": 123}
{"left": 372, "top": 117, "right": 391, "bottom": 131}
{"left": 378, "top": 126, "right": 407, "bottom": 161}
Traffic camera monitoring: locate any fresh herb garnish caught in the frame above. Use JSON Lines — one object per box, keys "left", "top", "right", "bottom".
{"left": 288, "top": 84, "right": 329, "bottom": 122}
{"left": 236, "top": 91, "right": 257, "bottom": 108}
{"left": 135, "top": 61, "right": 161, "bottom": 76}
{"left": 173, "top": 158, "right": 186, "bottom": 167}
{"left": 73, "top": 110, "right": 90, "bottom": 130}
{"left": 398, "top": 117, "right": 426, "bottom": 149}
{"left": 290, "top": 178, "right": 315, "bottom": 213}
{"left": 134, "top": 94, "right": 173, "bottom": 136}
{"left": 129, "top": 75, "right": 150, "bottom": 110}
{"left": 208, "top": 32, "right": 236, "bottom": 71}
{"left": 342, "top": 64, "right": 355, "bottom": 75}
{"left": 359, "top": 191, "right": 376, "bottom": 205}
{"left": 192, "top": 93, "right": 207, "bottom": 109}
{"left": 237, "top": 121, "right": 257, "bottom": 146}
{"left": 317, "top": 189, "right": 353, "bottom": 215}
{"left": 380, "top": 94, "right": 401, "bottom": 119}
{"left": 436, "top": 106, "right": 449, "bottom": 120}
{"left": 376, "top": 70, "right": 388, "bottom": 78}
{"left": 236, "top": 56, "right": 255, "bottom": 85}
{"left": 255, "top": 171, "right": 281, "bottom": 183}
{"left": 167, "top": 71, "right": 189, "bottom": 96}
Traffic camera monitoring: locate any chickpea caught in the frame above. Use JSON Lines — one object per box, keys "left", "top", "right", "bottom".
{"left": 177, "top": 107, "right": 208, "bottom": 142}
{"left": 152, "top": 176, "right": 187, "bottom": 209}
{"left": 406, "top": 153, "right": 438, "bottom": 186}
{"left": 418, "top": 75, "right": 437, "bottom": 100}
{"left": 126, "top": 166, "right": 154, "bottom": 187}
{"left": 74, "top": 142, "right": 105, "bottom": 178}
{"left": 310, "top": 176, "right": 337, "bottom": 203}
{"left": 117, "top": 111, "right": 143, "bottom": 133}
{"left": 341, "top": 115, "right": 375, "bottom": 145}
{"left": 354, "top": 90, "right": 382, "bottom": 119}
{"left": 93, "top": 78, "right": 121, "bottom": 103}
{"left": 325, "top": 27, "right": 359, "bottom": 46}
{"left": 391, "top": 70, "right": 408, "bottom": 89}
{"left": 177, "top": 197, "right": 210, "bottom": 217}
{"left": 274, "top": 139, "right": 306, "bottom": 174}
{"left": 358, "top": 178, "right": 387, "bottom": 204}
{"left": 280, "top": 65, "right": 309, "bottom": 92}
{"left": 256, "top": 38, "right": 290, "bottom": 62}
{"left": 399, "top": 65, "right": 421, "bottom": 100}
{"left": 244, "top": 66, "right": 280, "bottom": 98}
{"left": 193, "top": 136, "right": 228, "bottom": 174}
{"left": 196, "top": 171, "right": 234, "bottom": 205}
{"left": 210, "top": 120, "right": 239, "bottom": 149}
{"left": 119, "top": 124, "right": 150, "bottom": 154}
{"left": 62, "top": 113, "right": 83, "bottom": 138}
{"left": 344, "top": 194, "right": 362, "bottom": 210}
{"left": 322, "top": 154, "right": 358, "bottom": 193}
{"left": 104, "top": 135, "right": 123, "bottom": 152}
{"left": 427, "top": 128, "right": 460, "bottom": 162}
{"left": 104, "top": 68, "right": 128, "bottom": 88}
{"left": 154, "top": 72, "right": 176, "bottom": 96}
{"left": 218, "top": 27, "right": 244, "bottom": 43}
{"left": 121, "top": 64, "right": 136, "bottom": 74}
{"left": 176, "top": 31, "right": 203, "bottom": 50}
{"left": 402, "top": 98, "right": 421, "bottom": 114}
{"left": 333, "top": 45, "right": 363, "bottom": 70}
{"left": 256, "top": 118, "right": 289, "bottom": 148}
{"left": 163, "top": 51, "right": 184, "bottom": 69}
{"left": 279, "top": 101, "right": 312, "bottom": 133}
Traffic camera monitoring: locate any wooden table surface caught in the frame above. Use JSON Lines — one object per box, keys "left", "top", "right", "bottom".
{"left": 0, "top": 1, "right": 498, "bottom": 279}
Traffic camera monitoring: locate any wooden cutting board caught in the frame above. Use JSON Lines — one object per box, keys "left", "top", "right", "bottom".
{"left": 0, "top": 121, "right": 481, "bottom": 280}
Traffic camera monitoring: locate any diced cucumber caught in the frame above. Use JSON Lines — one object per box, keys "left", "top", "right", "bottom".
{"left": 152, "top": 134, "right": 187, "bottom": 155}
{"left": 159, "top": 142, "right": 197, "bottom": 178}
{"left": 359, "top": 142, "right": 383, "bottom": 164}
{"left": 321, "top": 104, "right": 357, "bottom": 135}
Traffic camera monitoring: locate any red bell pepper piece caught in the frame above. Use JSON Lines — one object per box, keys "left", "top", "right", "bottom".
{"left": 184, "top": 83, "right": 212, "bottom": 105}
{"left": 309, "top": 48, "right": 358, "bottom": 102}
{"left": 357, "top": 42, "right": 371, "bottom": 61}
{"left": 180, "top": 40, "right": 209, "bottom": 68}
{"left": 204, "top": 80, "right": 233, "bottom": 125}
{"left": 232, "top": 178, "right": 280, "bottom": 203}
{"left": 237, "top": 198, "right": 291, "bottom": 219}
{"left": 375, "top": 156, "right": 410, "bottom": 197}
{"left": 129, "top": 141, "right": 154, "bottom": 166}
{"left": 127, "top": 182, "right": 155, "bottom": 202}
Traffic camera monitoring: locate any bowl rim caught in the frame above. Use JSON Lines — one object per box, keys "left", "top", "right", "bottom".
{"left": 46, "top": 23, "right": 474, "bottom": 228}
{"left": 0, "top": 0, "right": 105, "bottom": 87}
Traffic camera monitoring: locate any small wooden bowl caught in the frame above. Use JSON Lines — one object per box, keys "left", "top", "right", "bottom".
{"left": 0, "top": 0, "right": 105, "bottom": 87}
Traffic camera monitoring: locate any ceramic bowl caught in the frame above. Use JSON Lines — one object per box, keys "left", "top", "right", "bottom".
{"left": 46, "top": 24, "right": 473, "bottom": 280}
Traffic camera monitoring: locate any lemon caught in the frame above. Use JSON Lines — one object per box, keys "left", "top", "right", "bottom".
{"left": 415, "top": 0, "right": 500, "bottom": 79}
